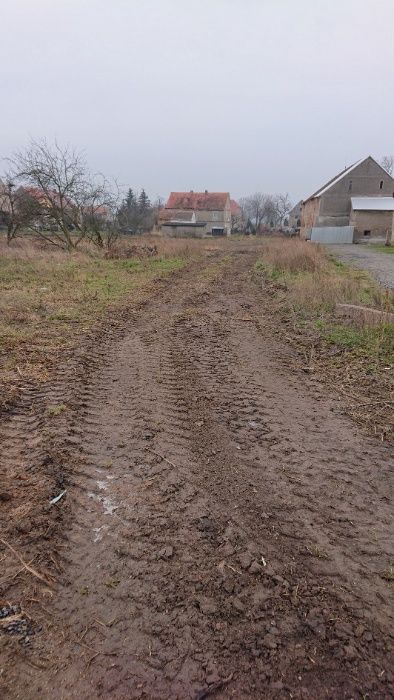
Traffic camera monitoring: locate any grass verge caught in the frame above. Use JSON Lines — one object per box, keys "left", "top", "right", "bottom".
{"left": 370, "top": 244, "right": 394, "bottom": 255}
{"left": 255, "top": 238, "right": 394, "bottom": 442}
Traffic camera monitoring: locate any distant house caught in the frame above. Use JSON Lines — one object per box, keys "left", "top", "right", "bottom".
{"left": 300, "top": 156, "right": 394, "bottom": 243}
{"left": 21, "top": 186, "right": 74, "bottom": 213}
{"left": 157, "top": 191, "right": 232, "bottom": 237}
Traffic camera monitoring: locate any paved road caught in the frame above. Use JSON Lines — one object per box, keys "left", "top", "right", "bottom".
{"left": 329, "top": 244, "right": 394, "bottom": 290}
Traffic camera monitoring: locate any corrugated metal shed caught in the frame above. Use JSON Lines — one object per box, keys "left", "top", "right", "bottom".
{"left": 351, "top": 197, "right": 394, "bottom": 211}
{"left": 311, "top": 226, "right": 354, "bottom": 244}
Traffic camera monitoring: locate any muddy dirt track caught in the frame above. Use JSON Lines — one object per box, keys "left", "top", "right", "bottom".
{"left": 1, "top": 247, "right": 393, "bottom": 699}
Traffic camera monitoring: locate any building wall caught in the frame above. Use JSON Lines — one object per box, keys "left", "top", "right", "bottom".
{"left": 194, "top": 202, "right": 231, "bottom": 235}
{"left": 300, "top": 198, "right": 320, "bottom": 239}
{"left": 300, "top": 157, "right": 394, "bottom": 239}
{"left": 161, "top": 224, "right": 207, "bottom": 238}
{"left": 160, "top": 222, "right": 229, "bottom": 237}
{"left": 224, "top": 198, "right": 232, "bottom": 232}
{"left": 350, "top": 209, "right": 393, "bottom": 242}
{"left": 288, "top": 202, "right": 301, "bottom": 230}
{"left": 158, "top": 196, "right": 232, "bottom": 237}
{"left": 318, "top": 158, "right": 394, "bottom": 225}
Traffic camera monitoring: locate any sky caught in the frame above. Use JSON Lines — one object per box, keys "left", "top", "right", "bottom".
{"left": 1, "top": 0, "right": 393, "bottom": 204}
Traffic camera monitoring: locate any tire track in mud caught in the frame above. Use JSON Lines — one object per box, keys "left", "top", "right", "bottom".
{"left": 172, "top": 283, "right": 393, "bottom": 692}
{"left": 2, "top": 251, "right": 393, "bottom": 700}
{"left": 0, "top": 371, "right": 75, "bottom": 582}
{"left": 172, "top": 292, "right": 394, "bottom": 629}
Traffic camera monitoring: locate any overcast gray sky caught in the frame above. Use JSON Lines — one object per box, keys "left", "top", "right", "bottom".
{"left": 1, "top": 0, "right": 393, "bottom": 204}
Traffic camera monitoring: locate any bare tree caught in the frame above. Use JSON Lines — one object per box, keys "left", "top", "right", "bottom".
{"left": 273, "top": 193, "right": 293, "bottom": 228}
{"left": 82, "top": 175, "right": 120, "bottom": 250}
{"left": 261, "top": 195, "right": 277, "bottom": 228}
{"left": 380, "top": 155, "right": 394, "bottom": 176}
{"left": 238, "top": 197, "right": 248, "bottom": 222}
{"left": 240, "top": 192, "right": 293, "bottom": 232}
{"left": 230, "top": 207, "right": 243, "bottom": 233}
{"left": 0, "top": 178, "right": 39, "bottom": 244}
{"left": 8, "top": 139, "right": 92, "bottom": 250}
{"left": 242, "top": 193, "right": 268, "bottom": 233}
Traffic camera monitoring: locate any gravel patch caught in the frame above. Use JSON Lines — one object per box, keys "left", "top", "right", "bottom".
{"left": 329, "top": 245, "right": 394, "bottom": 290}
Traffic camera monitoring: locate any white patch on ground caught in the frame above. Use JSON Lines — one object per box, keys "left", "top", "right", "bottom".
{"left": 88, "top": 491, "right": 118, "bottom": 516}
{"left": 102, "top": 497, "right": 118, "bottom": 515}
{"left": 93, "top": 525, "right": 109, "bottom": 542}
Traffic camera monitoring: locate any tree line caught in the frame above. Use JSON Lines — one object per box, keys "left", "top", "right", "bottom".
{"left": 0, "top": 139, "right": 157, "bottom": 250}
{"left": 238, "top": 192, "right": 292, "bottom": 233}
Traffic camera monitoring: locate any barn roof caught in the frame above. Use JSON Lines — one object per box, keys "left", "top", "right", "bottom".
{"left": 165, "top": 192, "right": 229, "bottom": 211}
{"left": 304, "top": 159, "right": 364, "bottom": 202}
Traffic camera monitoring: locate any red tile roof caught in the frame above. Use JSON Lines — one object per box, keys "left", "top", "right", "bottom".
{"left": 22, "top": 187, "right": 74, "bottom": 208}
{"left": 165, "top": 192, "right": 229, "bottom": 211}
{"left": 230, "top": 199, "right": 241, "bottom": 216}
{"left": 159, "top": 209, "right": 194, "bottom": 222}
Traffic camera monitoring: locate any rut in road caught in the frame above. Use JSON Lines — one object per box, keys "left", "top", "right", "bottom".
{"left": 4, "top": 251, "right": 393, "bottom": 699}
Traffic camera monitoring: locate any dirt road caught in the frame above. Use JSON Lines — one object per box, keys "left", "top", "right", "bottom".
{"left": 1, "top": 248, "right": 393, "bottom": 699}
{"left": 329, "top": 245, "right": 394, "bottom": 290}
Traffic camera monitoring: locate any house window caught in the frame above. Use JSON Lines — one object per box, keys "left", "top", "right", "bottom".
{"left": 363, "top": 230, "right": 371, "bottom": 237}
{"left": 380, "top": 180, "right": 384, "bottom": 190}
{"left": 348, "top": 180, "right": 352, "bottom": 191}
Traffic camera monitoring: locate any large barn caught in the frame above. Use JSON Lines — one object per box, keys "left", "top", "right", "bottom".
{"left": 300, "top": 156, "right": 394, "bottom": 243}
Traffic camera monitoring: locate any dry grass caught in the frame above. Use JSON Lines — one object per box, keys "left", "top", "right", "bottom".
{"left": 259, "top": 237, "right": 325, "bottom": 274}
{"left": 257, "top": 238, "right": 393, "bottom": 315}
{"left": 256, "top": 237, "right": 394, "bottom": 442}
{"left": 0, "top": 233, "right": 214, "bottom": 262}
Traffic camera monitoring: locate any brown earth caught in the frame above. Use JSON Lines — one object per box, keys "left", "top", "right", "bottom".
{"left": 0, "top": 247, "right": 393, "bottom": 699}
